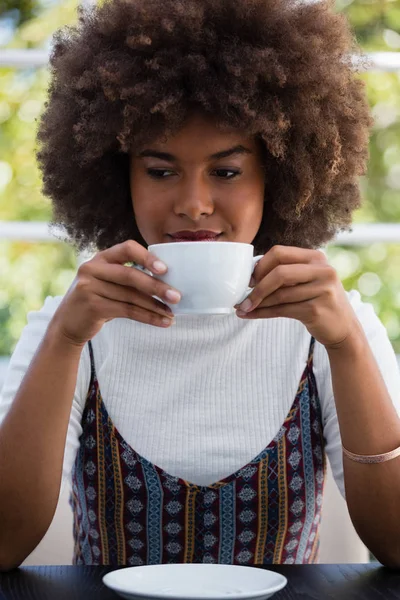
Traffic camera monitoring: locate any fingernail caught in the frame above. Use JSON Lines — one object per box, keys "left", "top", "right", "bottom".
{"left": 152, "top": 260, "right": 167, "bottom": 273}
{"left": 165, "top": 289, "right": 181, "bottom": 303}
{"left": 161, "top": 317, "right": 173, "bottom": 327}
{"left": 236, "top": 310, "right": 247, "bottom": 317}
{"left": 239, "top": 299, "right": 253, "bottom": 312}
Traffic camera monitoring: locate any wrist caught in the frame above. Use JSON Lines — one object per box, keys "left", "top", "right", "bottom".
{"left": 46, "top": 317, "right": 87, "bottom": 354}
{"left": 325, "top": 318, "right": 366, "bottom": 358}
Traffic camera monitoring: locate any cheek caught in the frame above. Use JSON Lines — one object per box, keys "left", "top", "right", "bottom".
{"left": 133, "top": 197, "right": 164, "bottom": 232}
{"left": 130, "top": 172, "right": 165, "bottom": 229}
{"left": 228, "top": 185, "right": 264, "bottom": 228}
{"left": 241, "top": 200, "right": 264, "bottom": 232}
{"left": 249, "top": 178, "right": 266, "bottom": 223}
{"left": 131, "top": 195, "right": 175, "bottom": 248}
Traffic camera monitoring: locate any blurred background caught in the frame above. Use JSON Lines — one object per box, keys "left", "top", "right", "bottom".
{"left": 0, "top": 0, "right": 400, "bottom": 377}
{"left": 0, "top": 0, "right": 399, "bottom": 567}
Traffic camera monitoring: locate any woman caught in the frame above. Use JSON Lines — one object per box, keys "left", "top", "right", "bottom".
{"left": 1, "top": 0, "right": 400, "bottom": 570}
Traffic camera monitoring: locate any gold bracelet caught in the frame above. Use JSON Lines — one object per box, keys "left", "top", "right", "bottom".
{"left": 342, "top": 444, "right": 400, "bottom": 464}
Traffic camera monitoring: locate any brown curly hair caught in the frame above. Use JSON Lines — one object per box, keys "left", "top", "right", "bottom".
{"left": 36, "top": 0, "right": 373, "bottom": 255}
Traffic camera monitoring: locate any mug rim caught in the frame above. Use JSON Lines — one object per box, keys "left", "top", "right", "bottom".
{"left": 149, "top": 241, "right": 254, "bottom": 250}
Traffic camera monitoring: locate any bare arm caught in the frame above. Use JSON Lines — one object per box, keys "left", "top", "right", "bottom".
{"left": 0, "top": 321, "right": 83, "bottom": 571}
{"left": 327, "top": 321, "right": 400, "bottom": 568}
{"left": 0, "top": 240, "right": 180, "bottom": 571}
{"left": 237, "top": 245, "right": 400, "bottom": 567}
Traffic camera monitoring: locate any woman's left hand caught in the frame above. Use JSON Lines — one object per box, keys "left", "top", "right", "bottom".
{"left": 235, "top": 245, "right": 360, "bottom": 349}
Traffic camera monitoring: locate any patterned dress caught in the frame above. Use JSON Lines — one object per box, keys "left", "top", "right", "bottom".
{"left": 70, "top": 336, "right": 326, "bottom": 565}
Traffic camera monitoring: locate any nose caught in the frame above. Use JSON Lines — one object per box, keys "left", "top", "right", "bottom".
{"left": 173, "top": 175, "right": 214, "bottom": 220}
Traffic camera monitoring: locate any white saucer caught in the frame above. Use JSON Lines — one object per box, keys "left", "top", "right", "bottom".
{"left": 102, "top": 563, "right": 287, "bottom": 600}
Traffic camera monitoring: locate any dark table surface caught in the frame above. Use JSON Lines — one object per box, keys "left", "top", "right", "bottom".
{"left": 1, "top": 563, "right": 400, "bottom": 600}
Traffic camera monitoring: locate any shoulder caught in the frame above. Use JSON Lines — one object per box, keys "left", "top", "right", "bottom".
{"left": 9, "top": 295, "right": 69, "bottom": 365}
{"left": 26, "top": 295, "right": 64, "bottom": 327}
{"left": 345, "top": 289, "right": 400, "bottom": 395}
{"left": 8, "top": 295, "right": 64, "bottom": 360}
{"left": 314, "top": 288, "right": 400, "bottom": 410}
{"left": 345, "top": 289, "right": 388, "bottom": 339}
{"left": 346, "top": 289, "right": 400, "bottom": 400}
{"left": 0, "top": 295, "right": 91, "bottom": 417}
{"left": 0, "top": 296, "right": 63, "bottom": 420}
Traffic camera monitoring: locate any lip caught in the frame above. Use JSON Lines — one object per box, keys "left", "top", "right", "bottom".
{"left": 168, "top": 230, "right": 222, "bottom": 242}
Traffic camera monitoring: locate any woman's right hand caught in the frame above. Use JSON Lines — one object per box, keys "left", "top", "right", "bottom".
{"left": 51, "top": 240, "right": 181, "bottom": 347}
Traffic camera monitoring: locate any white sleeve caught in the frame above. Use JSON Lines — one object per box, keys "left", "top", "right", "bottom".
{"left": 0, "top": 296, "right": 90, "bottom": 491}
{"left": 313, "top": 289, "right": 400, "bottom": 498}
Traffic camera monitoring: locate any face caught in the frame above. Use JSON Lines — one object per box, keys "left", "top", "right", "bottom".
{"left": 129, "top": 113, "right": 266, "bottom": 246}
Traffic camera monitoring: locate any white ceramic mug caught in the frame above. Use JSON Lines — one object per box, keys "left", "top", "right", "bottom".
{"left": 146, "top": 241, "right": 263, "bottom": 315}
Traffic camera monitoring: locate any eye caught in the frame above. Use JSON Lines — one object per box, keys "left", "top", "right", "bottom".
{"left": 146, "top": 169, "right": 175, "bottom": 179}
{"left": 213, "top": 169, "right": 241, "bottom": 179}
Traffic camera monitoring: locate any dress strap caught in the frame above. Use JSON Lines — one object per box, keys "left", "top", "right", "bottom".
{"left": 307, "top": 336, "right": 316, "bottom": 370}
{"left": 87, "top": 340, "right": 97, "bottom": 389}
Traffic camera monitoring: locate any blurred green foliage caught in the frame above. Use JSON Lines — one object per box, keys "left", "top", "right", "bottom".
{"left": 1, "top": 0, "right": 38, "bottom": 28}
{"left": 0, "top": 0, "right": 399, "bottom": 355}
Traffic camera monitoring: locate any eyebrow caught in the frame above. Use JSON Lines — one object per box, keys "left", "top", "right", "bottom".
{"left": 138, "top": 144, "right": 253, "bottom": 162}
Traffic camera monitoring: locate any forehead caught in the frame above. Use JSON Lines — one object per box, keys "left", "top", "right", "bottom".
{"left": 142, "top": 113, "right": 258, "bottom": 157}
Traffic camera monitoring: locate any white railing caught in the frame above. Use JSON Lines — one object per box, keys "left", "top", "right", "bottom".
{"left": 0, "top": 222, "right": 93, "bottom": 263}
{"left": 1, "top": 221, "right": 400, "bottom": 245}
{"left": 0, "top": 49, "right": 50, "bottom": 68}
{"left": 0, "top": 221, "right": 64, "bottom": 242}
{"left": 1, "top": 45, "right": 399, "bottom": 381}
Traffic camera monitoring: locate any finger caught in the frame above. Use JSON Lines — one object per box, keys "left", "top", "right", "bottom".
{"left": 87, "top": 260, "right": 182, "bottom": 306}
{"left": 97, "top": 240, "right": 168, "bottom": 275}
{"left": 252, "top": 245, "right": 327, "bottom": 284}
{"left": 100, "top": 296, "right": 174, "bottom": 328}
{"left": 256, "top": 281, "right": 323, "bottom": 309}
{"left": 237, "top": 300, "right": 312, "bottom": 321}
{"left": 91, "top": 278, "right": 174, "bottom": 318}
{"left": 237, "top": 263, "right": 324, "bottom": 312}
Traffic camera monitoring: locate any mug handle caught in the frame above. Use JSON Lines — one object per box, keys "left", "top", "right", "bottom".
{"left": 237, "top": 255, "right": 264, "bottom": 305}
{"left": 131, "top": 263, "right": 167, "bottom": 304}
{"left": 253, "top": 254, "right": 264, "bottom": 268}
{"left": 131, "top": 263, "right": 153, "bottom": 276}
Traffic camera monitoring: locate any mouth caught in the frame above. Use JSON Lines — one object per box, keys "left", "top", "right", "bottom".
{"left": 168, "top": 230, "right": 222, "bottom": 242}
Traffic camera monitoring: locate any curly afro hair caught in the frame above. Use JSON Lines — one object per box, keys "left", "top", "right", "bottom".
{"left": 36, "top": 0, "right": 373, "bottom": 255}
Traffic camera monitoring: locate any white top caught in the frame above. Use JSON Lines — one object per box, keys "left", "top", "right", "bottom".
{"left": 1, "top": 289, "right": 400, "bottom": 499}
